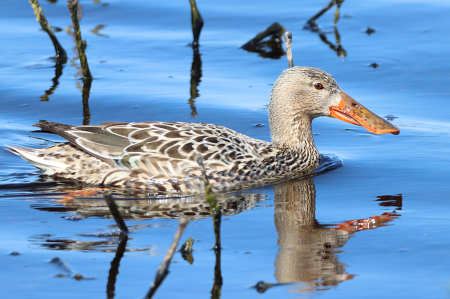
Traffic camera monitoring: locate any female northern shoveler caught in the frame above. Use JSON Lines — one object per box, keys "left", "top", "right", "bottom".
{"left": 6, "top": 67, "right": 399, "bottom": 195}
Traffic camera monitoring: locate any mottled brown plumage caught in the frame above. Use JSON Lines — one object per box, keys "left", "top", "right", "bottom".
{"left": 6, "top": 66, "right": 397, "bottom": 196}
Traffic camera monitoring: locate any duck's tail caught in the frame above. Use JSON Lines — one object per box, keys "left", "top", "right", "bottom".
{"left": 5, "top": 144, "right": 68, "bottom": 175}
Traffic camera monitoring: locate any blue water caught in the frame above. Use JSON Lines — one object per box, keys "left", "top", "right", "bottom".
{"left": 1, "top": 0, "right": 450, "bottom": 298}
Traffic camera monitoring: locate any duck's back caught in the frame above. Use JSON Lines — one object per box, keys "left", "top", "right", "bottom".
{"left": 7, "top": 121, "right": 277, "bottom": 195}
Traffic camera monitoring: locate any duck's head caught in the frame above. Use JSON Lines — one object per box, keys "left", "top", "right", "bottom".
{"left": 269, "top": 66, "right": 399, "bottom": 148}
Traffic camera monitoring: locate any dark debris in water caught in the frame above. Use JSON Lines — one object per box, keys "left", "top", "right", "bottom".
{"left": 385, "top": 115, "right": 398, "bottom": 121}
{"left": 369, "top": 63, "right": 381, "bottom": 68}
{"left": 365, "top": 27, "right": 376, "bottom": 35}
{"left": 241, "top": 22, "right": 286, "bottom": 59}
{"left": 63, "top": 215, "right": 82, "bottom": 221}
{"left": 180, "top": 237, "right": 195, "bottom": 265}
{"left": 73, "top": 273, "right": 94, "bottom": 281}
{"left": 50, "top": 257, "right": 72, "bottom": 270}
{"left": 50, "top": 257, "right": 95, "bottom": 280}
{"left": 254, "top": 281, "right": 284, "bottom": 293}
{"left": 10, "top": 251, "right": 20, "bottom": 256}
{"left": 255, "top": 281, "right": 269, "bottom": 293}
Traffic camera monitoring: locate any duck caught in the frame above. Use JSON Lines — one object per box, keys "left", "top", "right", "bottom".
{"left": 6, "top": 66, "right": 399, "bottom": 196}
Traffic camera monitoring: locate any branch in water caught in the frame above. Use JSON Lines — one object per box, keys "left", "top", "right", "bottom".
{"left": 189, "top": 0, "right": 204, "bottom": 47}
{"left": 67, "top": 0, "right": 92, "bottom": 81}
{"left": 241, "top": 22, "right": 286, "bottom": 59}
{"left": 29, "top": 0, "right": 67, "bottom": 63}
{"left": 145, "top": 217, "right": 189, "bottom": 299}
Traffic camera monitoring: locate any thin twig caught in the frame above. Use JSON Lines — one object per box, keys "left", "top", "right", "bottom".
{"left": 306, "top": 0, "right": 336, "bottom": 25}
{"left": 283, "top": 31, "right": 294, "bottom": 68}
{"left": 67, "top": 0, "right": 92, "bottom": 81}
{"left": 145, "top": 217, "right": 189, "bottom": 299}
{"left": 104, "top": 190, "right": 128, "bottom": 234}
{"left": 29, "top": 0, "right": 67, "bottom": 63}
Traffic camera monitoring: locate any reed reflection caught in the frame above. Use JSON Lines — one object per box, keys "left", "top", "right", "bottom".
{"left": 30, "top": 233, "right": 128, "bottom": 297}
{"left": 28, "top": 0, "right": 67, "bottom": 101}
{"left": 304, "top": 0, "right": 347, "bottom": 58}
{"left": 188, "top": 46, "right": 202, "bottom": 117}
{"left": 40, "top": 60, "right": 65, "bottom": 101}
{"left": 317, "top": 27, "right": 347, "bottom": 58}
{"left": 257, "top": 178, "right": 401, "bottom": 294}
{"left": 106, "top": 236, "right": 128, "bottom": 299}
{"left": 187, "top": 0, "right": 203, "bottom": 117}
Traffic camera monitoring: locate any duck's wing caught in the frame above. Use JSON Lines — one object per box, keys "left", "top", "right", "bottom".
{"left": 34, "top": 121, "right": 275, "bottom": 179}
{"left": 119, "top": 122, "right": 276, "bottom": 178}
{"left": 34, "top": 121, "right": 129, "bottom": 167}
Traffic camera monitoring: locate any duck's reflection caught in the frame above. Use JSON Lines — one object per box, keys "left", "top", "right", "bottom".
{"left": 274, "top": 179, "right": 352, "bottom": 291}
{"left": 25, "top": 175, "right": 400, "bottom": 297}
{"left": 258, "top": 178, "right": 401, "bottom": 294}
{"left": 27, "top": 190, "right": 265, "bottom": 221}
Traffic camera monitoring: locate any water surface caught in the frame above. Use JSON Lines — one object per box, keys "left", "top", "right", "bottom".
{"left": 1, "top": 0, "right": 450, "bottom": 298}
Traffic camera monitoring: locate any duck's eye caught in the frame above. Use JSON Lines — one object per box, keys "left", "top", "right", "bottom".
{"left": 314, "top": 83, "right": 324, "bottom": 90}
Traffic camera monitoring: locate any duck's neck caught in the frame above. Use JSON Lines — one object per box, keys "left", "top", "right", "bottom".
{"left": 269, "top": 112, "right": 319, "bottom": 159}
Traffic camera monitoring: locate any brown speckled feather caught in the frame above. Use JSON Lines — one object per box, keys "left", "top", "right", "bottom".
{"left": 6, "top": 67, "right": 357, "bottom": 196}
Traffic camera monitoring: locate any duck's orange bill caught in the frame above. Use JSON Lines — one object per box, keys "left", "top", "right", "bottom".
{"left": 329, "top": 91, "right": 400, "bottom": 135}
